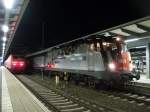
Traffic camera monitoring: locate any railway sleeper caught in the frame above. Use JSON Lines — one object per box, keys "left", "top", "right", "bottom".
{"left": 39, "top": 92, "right": 55, "bottom": 95}
{"left": 48, "top": 96, "right": 65, "bottom": 100}
{"left": 53, "top": 101, "right": 73, "bottom": 106}
{"left": 60, "top": 106, "right": 85, "bottom": 112}
{"left": 43, "top": 95, "right": 61, "bottom": 98}
{"left": 49, "top": 99, "right": 69, "bottom": 103}
{"left": 57, "top": 103, "right": 79, "bottom": 109}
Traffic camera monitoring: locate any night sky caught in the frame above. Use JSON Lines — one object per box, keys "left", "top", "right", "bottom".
{"left": 10, "top": 0, "right": 150, "bottom": 54}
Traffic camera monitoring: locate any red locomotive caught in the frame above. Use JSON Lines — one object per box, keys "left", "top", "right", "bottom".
{"left": 4, "top": 55, "right": 26, "bottom": 73}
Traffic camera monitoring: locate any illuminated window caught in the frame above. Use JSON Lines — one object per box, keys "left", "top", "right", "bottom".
{"left": 102, "top": 42, "right": 107, "bottom": 46}
{"left": 97, "top": 42, "right": 100, "bottom": 48}
{"left": 90, "top": 43, "right": 94, "bottom": 50}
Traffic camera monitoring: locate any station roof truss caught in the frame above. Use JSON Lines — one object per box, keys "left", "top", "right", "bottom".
{"left": 0, "top": 0, "right": 29, "bottom": 58}
{"left": 26, "top": 16, "right": 150, "bottom": 57}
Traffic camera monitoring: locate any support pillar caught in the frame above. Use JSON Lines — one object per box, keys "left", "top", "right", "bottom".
{"left": 146, "top": 43, "right": 150, "bottom": 79}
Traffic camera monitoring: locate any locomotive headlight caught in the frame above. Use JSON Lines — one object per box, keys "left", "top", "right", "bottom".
{"left": 20, "top": 63, "right": 24, "bottom": 66}
{"left": 12, "top": 61, "right": 17, "bottom": 66}
{"left": 13, "top": 63, "right": 16, "bottom": 66}
{"left": 108, "top": 62, "right": 116, "bottom": 71}
{"left": 116, "top": 37, "right": 121, "bottom": 41}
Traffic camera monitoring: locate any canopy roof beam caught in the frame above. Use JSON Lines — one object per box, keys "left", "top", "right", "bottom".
{"left": 137, "top": 24, "right": 150, "bottom": 32}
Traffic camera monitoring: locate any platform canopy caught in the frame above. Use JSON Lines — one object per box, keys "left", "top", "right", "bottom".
{"left": 27, "top": 16, "right": 150, "bottom": 57}
{"left": 107, "top": 17, "right": 150, "bottom": 40}
{"left": 0, "top": 0, "right": 29, "bottom": 60}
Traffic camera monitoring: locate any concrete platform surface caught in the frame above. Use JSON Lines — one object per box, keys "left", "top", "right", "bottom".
{"left": 1, "top": 66, "right": 51, "bottom": 112}
{"left": 136, "top": 75, "right": 150, "bottom": 84}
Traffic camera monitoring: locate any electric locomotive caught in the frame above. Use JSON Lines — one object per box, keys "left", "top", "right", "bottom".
{"left": 4, "top": 55, "right": 26, "bottom": 73}
{"left": 29, "top": 36, "right": 140, "bottom": 86}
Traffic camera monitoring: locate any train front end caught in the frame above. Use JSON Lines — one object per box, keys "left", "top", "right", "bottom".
{"left": 11, "top": 59, "right": 26, "bottom": 73}
{"left": 5, "top": 55, "right": 26, "bottom": 73}
{"left": 103, "top": 37, "right": 140, "bottom": 82}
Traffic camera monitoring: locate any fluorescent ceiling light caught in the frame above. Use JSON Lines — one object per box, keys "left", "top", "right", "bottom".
{"left": 135, "top": 46, "right": 146, "bottom": 49}
{"left": 124, "top": 38, "right": 139, "bottom": 43}
{"left": 2, "top": 25, "right": 9, "bottom": 32}
{"left": 104, "top": 32, "right": 111, "bottom": 37}
{"left": 3, "top": 0, "right": 14, "bottom": 9}
{"left": 73, "top": 53, "right": 81, "bottom": 56}
{"left": 2, "top": 43, "right": 6, "bottom": 47}
{"left": 2, "top": 37, "right": 7, "bottom": 42}
{"left": 78, "top": 57, "right": 83, "bottom": 60}
{"left": 70, "top": 58, "right": 75, "bottom": 61}
{"left": 57, "top": 56, "right": 64, "bottom": 59}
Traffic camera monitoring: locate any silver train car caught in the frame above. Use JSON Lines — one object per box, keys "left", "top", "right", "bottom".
{"left": 28, "top": 36, "right": 140, "bottom": 87}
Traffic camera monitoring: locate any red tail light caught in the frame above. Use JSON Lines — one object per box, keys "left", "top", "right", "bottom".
{"left": 19, "top": 62, "right": 24, "bottom": 67}
{"left": 51, "top": 64, "right": 55, "bottom": 68}
{"left": 12, "top": 61, "right": 25, "bottom": 67}
{"left": 47, "top": 63, "right": 55, "bottom": 68}
{"left": 12, "top": 61, "right": 17, "bottom": 66}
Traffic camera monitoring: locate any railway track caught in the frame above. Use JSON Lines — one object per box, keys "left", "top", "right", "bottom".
{"left": 17, "top": 74, "right": 150, "bottom": 112}
{"left": 81, "top": 84, "right": 150, "bottom": 109}
{"left": 73, "top": 81, "right": 150, "bottom": 108}
{"left": 16, "top": 75, "right": 119, "bottom": 112}
{"left": 105, "top": 90, "right": 150, "bottom": 107}
{"left": 68, "top": 80, "right": 150, "bottom": 109}
{"left": 75, "top": 84, "right": 150, "bottom": 109}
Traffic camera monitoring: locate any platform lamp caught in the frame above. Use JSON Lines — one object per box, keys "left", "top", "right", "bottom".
{"left": 2, "top": 36, "right": 7, "bottom": 42}
{"left": 2, "top": 25, "right": 9, "bottom": 33}
{"left": 2, "top": 0, "right": 15, "bottom": 9}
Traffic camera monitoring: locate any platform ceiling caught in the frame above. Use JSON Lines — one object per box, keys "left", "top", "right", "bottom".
{"left": 0, "top": 0, "right": 29, "bottom": 58}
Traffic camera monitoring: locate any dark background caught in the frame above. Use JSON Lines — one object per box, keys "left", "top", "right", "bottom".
{"left": 9, "top": 0, "right": 150, "bottom": 54}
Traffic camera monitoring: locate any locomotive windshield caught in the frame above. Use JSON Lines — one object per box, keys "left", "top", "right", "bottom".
{"left": 102, "top": 42, "right": 122, "bottom": 61}
{"left": 101, "top": 38, "right": 131, "bottom": 71}
{"left": 13, "top": 55, "right": 24, "bottom": 59}
{"left": 97, "top": 38, "right": 129, "bottom": 71}
{"left": 100, "top": 38, "right": 122, "bottom": 61}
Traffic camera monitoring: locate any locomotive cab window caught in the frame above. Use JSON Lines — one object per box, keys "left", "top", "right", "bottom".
{"left": 13, "top": 55, "right": 24, "bottom": 59}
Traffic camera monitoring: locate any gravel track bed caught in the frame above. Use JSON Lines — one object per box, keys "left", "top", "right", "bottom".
{"left": 19, "top": 74, "right": 150, "bottom": 112}
{"left": 17, "top": 75, "right": 119, "bottom": 112}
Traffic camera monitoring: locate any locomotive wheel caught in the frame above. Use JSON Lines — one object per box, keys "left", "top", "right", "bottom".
{"left": 108, "top": 80, "right": 116, "bottom": 89}
{"left": 95, "top": 82, "right": 101, "bottom": 89}
{"left": 96, "top": 80, "right": 104, "bottom": 90}
{"left": 88, "top": 81, "right": 95, "bottom": 88}
{"left": 83, "top": 77, "right": 89, "bottom": 86}
{"left": 73, "top": 79, "right": 79, "bottom": 85}
{"left": 70, "top": 77, "right": 79, "bottom": 85}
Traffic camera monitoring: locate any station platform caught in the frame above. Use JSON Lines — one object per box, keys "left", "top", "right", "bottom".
{"left": 0, "top": 66, "right": 51, "bottom": 112}
{"left": 135, "top": 75, "right": 150, "bottom": 84}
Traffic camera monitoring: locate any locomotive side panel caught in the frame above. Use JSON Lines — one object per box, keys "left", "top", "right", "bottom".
{"left": 44, "top": 43, "right": 105, "bottom": 71}
{"left": 33, "top": 56, "right": 45, "bottom": 69}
